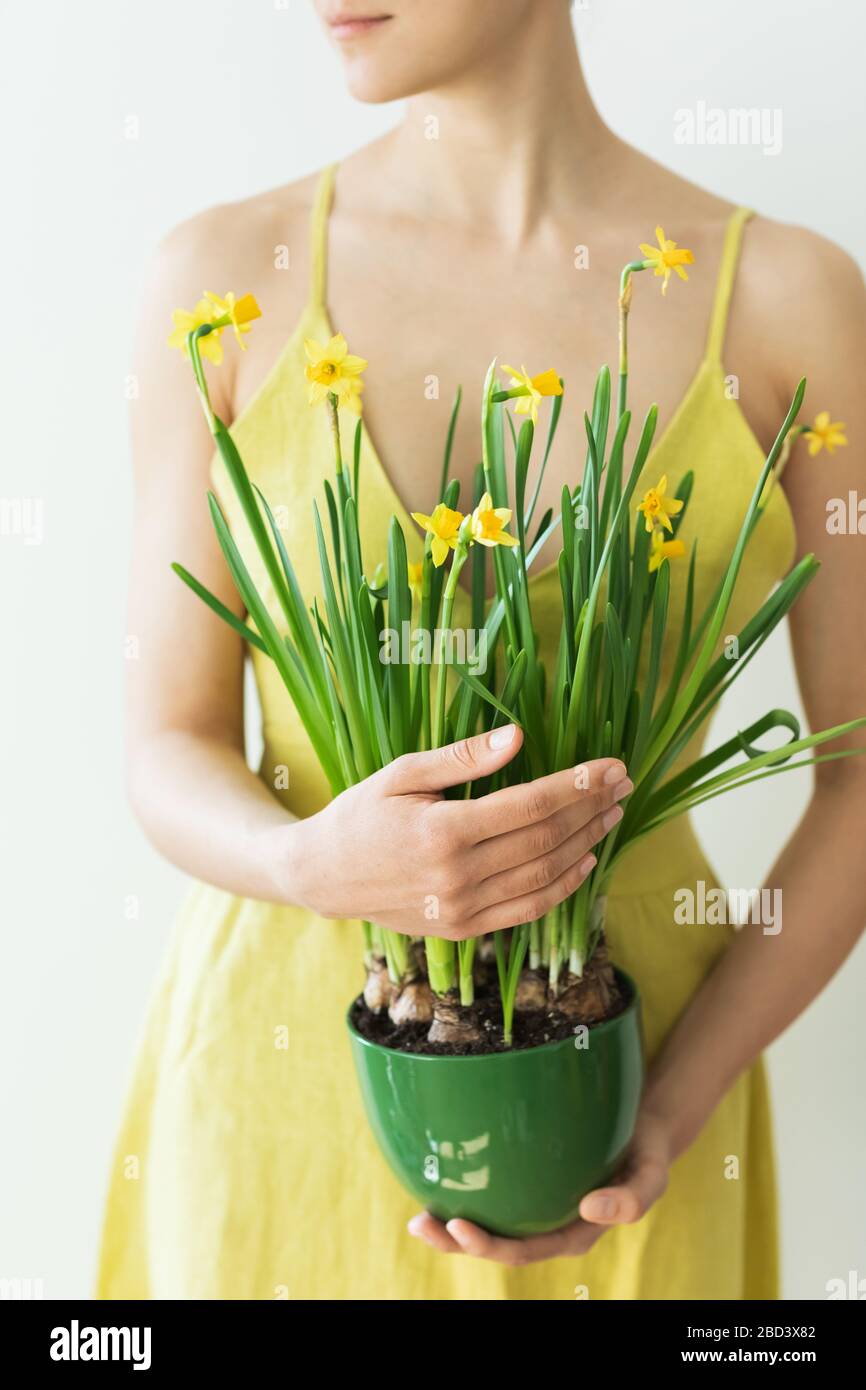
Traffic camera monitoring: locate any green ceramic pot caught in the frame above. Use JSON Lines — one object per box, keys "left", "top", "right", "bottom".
{"left": 347, "top": 969, "right": 644, "bottom": 1237}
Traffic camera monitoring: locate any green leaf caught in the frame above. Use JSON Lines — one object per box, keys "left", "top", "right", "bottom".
{"left": 171, "top": 562, "right": 269, "bottom": 654}
{"left": 599, "top": 409, "right": 631, "bottom": 546}
{"left": 560, "top": 483, "right": 575, "bottom": 579}
{"left": 589, "top": 365, "right": 611, "bottom": 482}
{"left": 524, "top": 382, "right": 564, "bottom": 529}
{"left": 452, "top": 662, "right": 527, "bottom": 736}
{"left": 629, "top": 558, "right": 670, "bottom": 773}
{"left": 514, "top": 419, "right": 534, "bottom": 554}
{"left": 604, "top": 604, "right": 627, "bottom": 749}
{"left": 211, "top": 418, "right": 296, "bottom": 631}
{"left": 530, "top": 506, "right": 554, "bottom": 553}
{"left": 386, "top": 517, "right": 412, "bottom": 754}
{"left": 355, "top": 583, "right": 394, "bottom": 766}
{"left": 439, "top": 386, "right": 462, "bottom": 501}
{"left": 630, "top": 724, "right": 866, "bottom": 843}
{"left": 642, "top": 708, "right": 801, "bottom": 825}
{"left": 313, "top": 503, "right": 376, "bottom": 778}
{"left": 352, "top": 418, "right": 362, "bottom": 504}
{"left": 313, "top": 604, "right": 358, "bottom": 787}
{"left": 481, "top": 360, "right": 509, "bottom": 508}
{"left": 640, "top": 379, "right": 806, "bottom": 775}
{"left": 557, "top": 404, "right": 658, "bottom": 767}
{"left": 208, "top": 494, "right": 342, "bottom": 791}
{"left": 253, "top": 485, "right": 328, "bottom": 704}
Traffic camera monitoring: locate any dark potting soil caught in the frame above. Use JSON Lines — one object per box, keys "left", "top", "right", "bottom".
{"left": 350, "top": 955, "right": 631, "bottom": 1057}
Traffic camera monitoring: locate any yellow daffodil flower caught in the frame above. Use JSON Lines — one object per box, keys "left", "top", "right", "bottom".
{"left": 407, "top": 560, "right": 424, "bottom": 601}
{"left": 411, "top": 503, "right": 465, "bottom": 568}
{"left": 168, "top": 299, "right": 225, "bottom": 364}
{"left": 638, "top": 227, "right": 695, "bottom": 295}
{"left": 304, "top": 333, "right": 368, "bottom": 409}
{"left": 804, "top": 411, "right": 848, "bottom": 456}
{"left": 637, "top": 475, "right": 684, "bottom": 533}
{"left": 470, "top": 492, "right": 519, "bottom": 549}
{"left": 338, "top": 375, "right": 365, "bottom": 415}
{"left": 649, "top": 531, "right": 686, "bottom": 573}
{"left": 203, "top": 291, "right": 262, "bottom": 349}
{"left": 500, "top": 364, "right": 563, "bottom": 426}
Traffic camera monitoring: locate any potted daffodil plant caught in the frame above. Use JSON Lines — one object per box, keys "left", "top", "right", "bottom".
{"left": 168, "top": 230, "right": 861, "bottom": 1235}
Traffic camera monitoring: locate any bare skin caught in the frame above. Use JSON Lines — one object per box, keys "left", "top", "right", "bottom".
{"left": 128, "top": 0, "right": 866, "bottom": 1265}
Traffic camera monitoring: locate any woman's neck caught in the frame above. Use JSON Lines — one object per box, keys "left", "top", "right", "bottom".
{"left": 385, "top": 4, "right": 616, "bottom": 246}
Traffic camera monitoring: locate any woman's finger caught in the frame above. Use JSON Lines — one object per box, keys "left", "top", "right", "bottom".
{"left": 406, "top": 1211, "right": 463, "bottom": 1254}
{"left": 409, "top": 1215, "right": 606, "bottom": 1264}
{"left": 461, "top": 757, "right": 628, "bottom": 843}
{"left": 579, "top": 1152, "right": 669, "bottom": 1226}
{"left": 384, "top": 724, "right": 524, "bottom": 796}
{"left": 472, "top": 804, "right": 624, "bottom": 911}
{"left": 407, "top": 1116, "right": 673, "bottom": 1266}
{"left": 470, "top": 777, "right": 631, "bottom": 882}
{"left": 462, "top": 851, "right": 596, "bottom": 937}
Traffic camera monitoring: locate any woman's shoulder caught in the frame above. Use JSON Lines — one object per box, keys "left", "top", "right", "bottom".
{"left": 739, "top": 210, "right": 860, "bottom": 300}
{"left": 149, "top": 169, "right": 331, "bottom": 323}
{"left": 637, "top": 146, "right": 861, "bottom": 341}
{"left": 735, "top": 209, "right": 863, "bottom": 393}
{"left": 630, "top": 145, "right": 859, "bottom": 281}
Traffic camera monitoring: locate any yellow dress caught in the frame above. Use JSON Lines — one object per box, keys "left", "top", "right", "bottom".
{"left": 97, "top": 168, "right": 795, "bottom": 1300}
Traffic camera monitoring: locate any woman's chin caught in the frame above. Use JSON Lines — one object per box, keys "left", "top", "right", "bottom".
{"left": 342, "top": 65, "right": 424, "bottom": 104}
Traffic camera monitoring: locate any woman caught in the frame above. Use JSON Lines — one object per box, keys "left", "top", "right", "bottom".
{"left": 98, "top": 0, "right": 866, "bottom": 1299}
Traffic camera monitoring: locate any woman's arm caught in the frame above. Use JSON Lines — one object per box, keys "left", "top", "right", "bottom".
{"left": 641, "top": 228, "right": 866, "bottom": 1155}
{"left": 125, "top": 211, "right": 296, "bottom": 900}
{"left": 410, "top": 226, "right": 866, "bottom": 1263}
{"left": 126, "top": 218, "right": 630, "bottom": 932}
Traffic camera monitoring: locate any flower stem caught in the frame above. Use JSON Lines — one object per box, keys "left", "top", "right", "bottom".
{"left": 326, "top": 392, "right": 344, "bottom": 474}
{"left": 425, "top": 542, "right": 471, "bottom": 1001}
{"left": 774, "top": 424, "right": 809, "bottom": 479}
{"left": 458, "top": 939, "right": 476, "bottom": 1005}
{"left": 617, "top": 260, "right": 648, "bottom": 421}
{"left": 420, "top": 552, "right": 433, "bottom": 750}
{"left": 547, "top": 903, "right": 563, "bottom": 994}
{"left": 362, "top": 920, "right": 374, "bottom": 969}
{"left": 501, "top": 923, "right": 531, "bottom": 1047}
{"left": 433, "top": 543, "right": 469, "bottom": 747}
{"left": 427, "top": 939, "right": 456, "bottom": 996}
{"left": 188, "top": 326, "right": 218, "bottom": 433}
{"left": 529, "top": 919, "right": 541, "bottom": 970}
{"left": 491, "top": 386, "right": 531, "bottom": 402}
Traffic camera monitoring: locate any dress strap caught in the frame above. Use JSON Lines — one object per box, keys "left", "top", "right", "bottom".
{"left": 705, "top": 206, "right": 754, "bottom": 364}
{"left": 309, "top": 164, "right": 338, "bottom": 309}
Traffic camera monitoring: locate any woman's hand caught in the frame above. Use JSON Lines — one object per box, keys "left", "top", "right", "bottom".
{"left": 278, "top": 725, "right": 632, "bottom": 938}
{"left": 407, "top": 1107, "right": 672, "bottom": 1264}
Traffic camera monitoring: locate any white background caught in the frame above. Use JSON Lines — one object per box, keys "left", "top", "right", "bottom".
{"left": 1, "top": 0, "right": 863, "bottom": 1300}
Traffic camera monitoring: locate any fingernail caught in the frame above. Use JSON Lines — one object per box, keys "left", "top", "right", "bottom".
{"left": 613, "top": 778, "right": 633, "bottom": 800}
{"left": 489, "top": 724, "right": 515, "bottom": 749}
{"left": 602, "top": 804, "right": 623, "bottom": 832}
{"left": 578, "top": 853, "right": 597, "bottom": 876}
{"left": 604, "top": 762, "right": 627, "bottom": 785}
{"left": 590, "top": 1196, "right": 618, "bottom": 1221}
{"left": 407, "top": 1215, "right": 425, "bottom": 1236}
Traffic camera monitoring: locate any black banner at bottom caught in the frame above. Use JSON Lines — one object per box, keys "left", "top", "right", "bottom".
{"left": 2, "top": 1296, "right": 861, "bottom": 1372}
